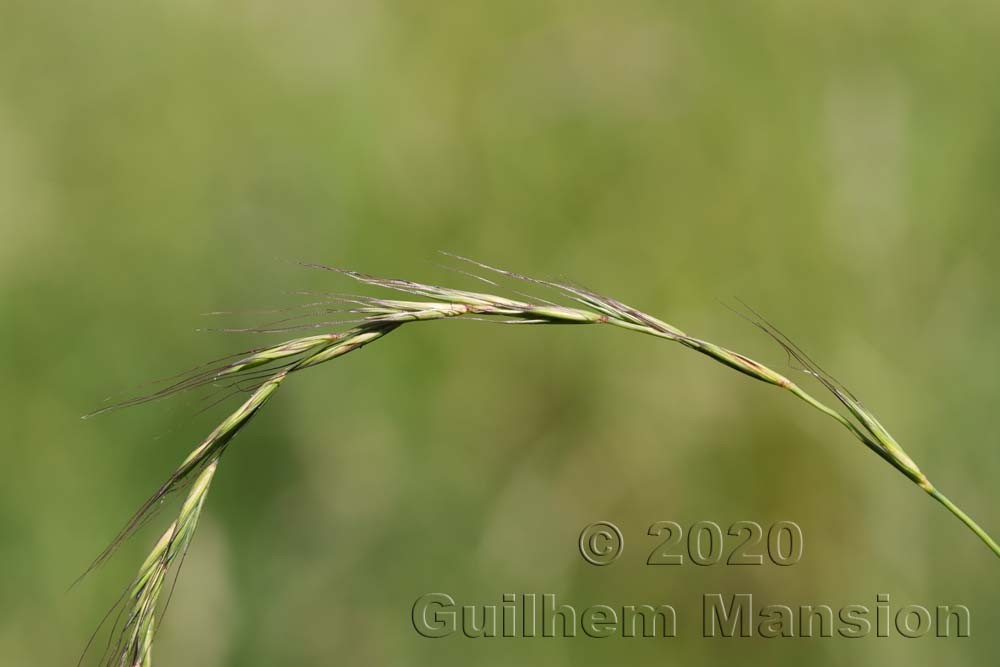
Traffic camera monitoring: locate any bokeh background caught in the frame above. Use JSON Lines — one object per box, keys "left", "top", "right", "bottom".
{"left": 2, "top": 1, "right": 999, "bottom": 665}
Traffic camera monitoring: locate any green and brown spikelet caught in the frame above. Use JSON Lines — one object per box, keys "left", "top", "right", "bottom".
{"left": 81, "top": 255, "right": 1000, "bottom": 666}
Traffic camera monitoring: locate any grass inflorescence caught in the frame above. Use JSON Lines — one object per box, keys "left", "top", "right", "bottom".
{"left": 81, "top": 255, "right": 1000, "bottom": 666}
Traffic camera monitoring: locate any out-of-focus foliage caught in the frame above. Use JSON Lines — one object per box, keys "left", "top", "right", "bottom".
{"left": 1, "top": 1, "right": 998, "bottom": 665}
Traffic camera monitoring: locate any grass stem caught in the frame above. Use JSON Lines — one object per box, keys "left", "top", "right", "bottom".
{"left": 84, "top": 258, "right": 1000, "bottom": 665}
{"left": 927, "top": 487, "right": 1000, "bottom": 559}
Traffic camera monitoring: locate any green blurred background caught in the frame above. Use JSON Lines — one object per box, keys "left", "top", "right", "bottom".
{"left": 2, "top": 1, "right": 999, "bottom": 665}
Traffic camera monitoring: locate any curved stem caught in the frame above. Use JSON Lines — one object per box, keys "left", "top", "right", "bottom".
{"left": 927, "top": 488, "right": 1000, "bottom": 559}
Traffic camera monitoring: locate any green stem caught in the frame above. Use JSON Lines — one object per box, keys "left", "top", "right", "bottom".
{"left": 927, "top": 488, "right": 1000, "bottom": 559}
{"left": 788, "top": 383, "right": 860, "bottom": 434}
{"left": 787, "top": 384, "right": 923, "bottom": 483}
{"left": 607, "top": 317, "right": 1000, "bottom": 558}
